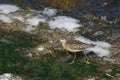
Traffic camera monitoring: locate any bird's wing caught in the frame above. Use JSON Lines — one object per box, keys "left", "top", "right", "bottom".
{"left": 66, "top": 40, "right": 94, "bottom": 50}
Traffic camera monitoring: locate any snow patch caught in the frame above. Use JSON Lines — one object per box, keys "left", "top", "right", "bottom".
{"left": 75, "top": 36, "right": 111, "bottom": 48}
{"left": 84, "top": 46, "right": 110, "bottom": 57}
{"left": 0, "top": 14, "right": 12, "bottom": 23}
{"left": 93, "top": 41, "right": 111, "bottom": 48}
{"left": 42, "top": 7, "right": 57, "bottom": 17}
{"left": 88, "top": 77, "right": 95, "bottom": 80}
{"left": 103, "top": 57, "right": 115, "bottom": 62}
{"left": 0, "top": 4, "right": 19, "bottom": 14}
{"left": 0, "top": 73, "right": 21, "bottom": 80}
{"left": 12, "top": 16, "right": 25, "bottom": 22}
{"left": 37, "top": 47, "right": 44, "bottom": 51}
{"left": 0, "top": 4, "right": 81, "bottom": 33}
{"left": 75, "top": 36, "right": 111, "bottom": 57}
{"left": 93, "top": 31, "right": 104, "bottom": 36}
{"left": 37, "top": 45, "right": 45, "bottom": 51}
{"left": 26, "top": 16, "right": 46, "bottom": 26}
{"left": 24, "top": 25, "right": 35, "bottom": 33}
{"left": 75, "top": 36, "right": 93, "bottom": 44}
{"left": 48, "top": 16, "right": 81, "bottom": 32}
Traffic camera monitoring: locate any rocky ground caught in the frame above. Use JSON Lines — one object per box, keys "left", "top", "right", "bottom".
{"left": 0, "top": 0, "right": 120, "bottom": 80}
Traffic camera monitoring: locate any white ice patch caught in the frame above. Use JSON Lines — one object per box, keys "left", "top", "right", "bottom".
{"left": 93, "top": 41, "right": 111, "bottom": 48}
{"left": 75, "top": 36, "right": 111, "bottom": 48}
{"left": 93, "top": 31, "right": 104, "bottom": 36}
{"left": 0, "top": 4, "right": 19, "bottom": 14}
{"left": 0, "top": 73, "right": 13, "bottom": 80}
{"left": 0, "top": 5, "right": 81, "bottom": 33}
{"left": 88, "top": 77, "right": 95, "bottom": 80}
{"left": 75, "top": 36, "right": 93, "bottom": 44}
{"left": 84, "top": 46, "right": 110, "bottom": 57}
{"left": 0, "top": 73, "right": 22, "bottom": 80}
{"left": 75, "top": 36, "right": 111, "bottom": 57}
{"left": 42, "top": 7, "right": 57, "bottom": 17}
{"left": 24, "top": 25, "right": 35, "bottom": 33}
{"left": 26, "top": 16, "right": 46, "bottom": 26}
{"left": 0, "top": 14, "right": 12, "bottom": 23}
{"left": 48, "top": 16, "right": 81, "bottom": 32}
{"left": 25, "top": 14, "right": 32, "bottom": 18}
{"left": 12, "top": 16, "right": 25, "bottom": 22}
{"left": 37, "top": 47, "right": 44, "bottom": 51}
{"left": 37, "top": 45, "right": 45, "bottom": 51}
{"left": 103, "top": 57, "right": 115, "bottom": 62}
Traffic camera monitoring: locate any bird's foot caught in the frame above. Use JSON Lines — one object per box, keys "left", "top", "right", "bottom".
{"left": 84, "top": 53, "right": 90, "bottom": 64}
{"left": 85, "top": 57, "right": 90, "bottom": 64}
{"left": 69, "top": 54, "right": 76, "bottom": 64}
{"left": 69, "top": 61, "right": 74, "bottom": 64}
{"left": 86, "top": 60, "right": 90, "bottom": 64}
{"left": 49, "top": 50, "right": 56, "bottom": 58}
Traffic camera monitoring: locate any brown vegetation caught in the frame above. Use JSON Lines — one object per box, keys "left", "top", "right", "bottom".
{"left": 45, "top": 0, "right": 84, "bottom": 10}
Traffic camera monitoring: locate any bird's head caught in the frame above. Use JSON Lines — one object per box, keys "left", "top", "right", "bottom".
{"left": 60, "top": 38, "right": 67, "bottom": 44}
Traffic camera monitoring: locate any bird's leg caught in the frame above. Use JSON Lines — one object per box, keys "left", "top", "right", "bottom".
{"left": 69, "top": 54, "right": 76, "bottom": 64}
{"left": 48, "top": 50, "right": 56, "bottom": 57}
{"left": 66, "top": 51, "right": 69, "bottom": 55}
{"left": 66, "top": 51, "right": 72, "bottom": 58}
{"left": 84, "top": 53, "right": 90, "bottom": 64}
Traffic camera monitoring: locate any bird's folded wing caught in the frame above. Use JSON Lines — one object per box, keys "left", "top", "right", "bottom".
{"left": 66, "top": 40, "right": 94, "bottom": 50}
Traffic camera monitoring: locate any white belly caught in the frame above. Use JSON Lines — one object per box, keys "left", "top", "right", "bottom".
{"left": 67, "top": 49, "right": 82, "bottom": 53}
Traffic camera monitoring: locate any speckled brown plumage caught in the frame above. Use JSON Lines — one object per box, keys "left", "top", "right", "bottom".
{"left": 60, "top": 38, "right": 95, "bottom": 64}
{"left": 60, "top": 38, "right": 95, "bottom": 53}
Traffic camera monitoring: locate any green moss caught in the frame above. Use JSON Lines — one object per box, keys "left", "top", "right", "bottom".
{"left": 0, "top": 31, "right": 43, "bottom": 48}
{"left": 11, "top": 0, "right": 32, "bottom": 10}
{"left": 111, "top": 65, "right": 120, "bottom": 76}
{"left": 0, "top": 31, "right": 118, "bottom": 80}
{"left": 38, "top": 22, "right": 50, "bottom": 29}
{"left": 0, "top": 42, "right": 28, "bottom": 74}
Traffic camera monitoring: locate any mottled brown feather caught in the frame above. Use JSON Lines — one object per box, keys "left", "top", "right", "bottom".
{"left": 66, "top": 40, "right": 94, "bottom": 50}
{"left": 60, "top": 38, "right": 93, "bottom": 63}
{"left": 60, "top": 39, "right": 95, "bottom": 52}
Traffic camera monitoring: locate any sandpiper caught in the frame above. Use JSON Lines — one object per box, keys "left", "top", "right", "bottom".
{"left": 60, "top": 38, "right": 95, "bottom": 64}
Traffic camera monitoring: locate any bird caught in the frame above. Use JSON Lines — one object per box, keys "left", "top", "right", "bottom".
{"left": 60, "top": 38, "right": 95, "bottom": 64}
